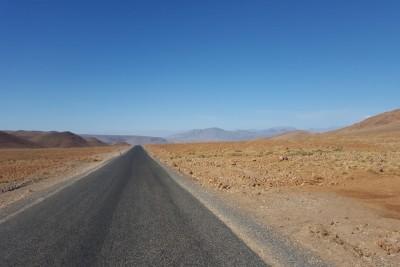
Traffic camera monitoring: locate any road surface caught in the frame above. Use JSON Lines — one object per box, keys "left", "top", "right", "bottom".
{"left": 0, "top": 146, "right": 266, "bottom": 266}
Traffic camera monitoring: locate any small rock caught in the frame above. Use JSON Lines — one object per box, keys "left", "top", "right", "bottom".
{"left": 222, "top": 184, "right": 231, "bottom": 190}
{"left": 279, "top": 156, "right": 289, "bottom": 161}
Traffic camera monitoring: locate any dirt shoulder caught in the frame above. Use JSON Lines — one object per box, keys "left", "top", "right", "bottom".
{"left": 146, "top": 135, "right": 400, "bottom": 266}
{"left": 0, "top": 146, "right": 130, "bottom": 209}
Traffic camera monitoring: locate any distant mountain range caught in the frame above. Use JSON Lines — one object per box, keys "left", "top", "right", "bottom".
{"left": 167, "top": 127, "right": 296, "bottom": 142}
{"left": 3, "top": 109, "right": 399, "bottom": 149}
{"left": 83, "top": 134, "right": 168, "bottom": 146}
{"left": 166, "top": 109, "right": 400, "bottom": 142}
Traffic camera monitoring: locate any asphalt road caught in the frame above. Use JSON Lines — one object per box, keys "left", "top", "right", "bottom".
{"left": 0, "top": 146, "right": 266, "bottom": 266}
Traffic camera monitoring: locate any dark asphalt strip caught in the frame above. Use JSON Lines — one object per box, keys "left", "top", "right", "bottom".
{"left": 0, "top": 146, "right": 267, "bottom": 266}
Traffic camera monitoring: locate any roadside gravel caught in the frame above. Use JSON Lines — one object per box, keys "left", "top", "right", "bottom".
{"left": 150, "top": 154, "right": 331, "bottom": 267}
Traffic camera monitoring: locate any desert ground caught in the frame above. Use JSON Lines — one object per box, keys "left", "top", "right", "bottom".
{"left": 0, "top": 145, "right": 129, "bottom": 208}
{"left": 146, "top": 110, "right": 400, "bottom": 266}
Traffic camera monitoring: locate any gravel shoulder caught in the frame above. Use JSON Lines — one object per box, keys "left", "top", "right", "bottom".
{"left": 149, "top": 153, "right": 330, "bottom": 267}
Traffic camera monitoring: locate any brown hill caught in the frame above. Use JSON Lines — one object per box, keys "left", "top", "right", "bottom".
{"left": 0, "top": 131, "right": 40, "bottom": 148}
{"left": 10, "top": 131, "right": 108, "bottom": 148}
{"left": 335, "top": 109, "right": 400, "bottom": 135}
{"left": 269, "top": 130, "right": 313, "bottom": 141}
{"left": 29, "top": 131, "right": 90, "bottom": 148}
{"left": 84, "top": 137, "right": 108, "bottom": 147}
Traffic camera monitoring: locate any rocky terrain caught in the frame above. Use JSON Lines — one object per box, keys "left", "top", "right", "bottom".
{"left": 147, "top": 136, "right": 400, "bottom": 191}
{"left": 146, "top": 109, "right": 400, "bottom": 266}
{"left": 0, "top": 145, "right": 130, "bottom": 210}
{"left": 0, "top": 146, "right": 128, "bottom": 193}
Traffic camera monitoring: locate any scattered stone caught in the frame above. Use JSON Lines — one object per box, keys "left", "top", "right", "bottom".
{"left": 377, "top": 238, "right": 400, "bottom": 255}
{"left": 334, "top": 234, "right": 344, "bottom": 245}
{"left": 279, "top": 155, "right": 289, "bottom": 161}
{"left": 309, "top": 224, "right": 329, "bottom": 238}
{"left": 218, "top": 183, "right": 231, "bottom": 190}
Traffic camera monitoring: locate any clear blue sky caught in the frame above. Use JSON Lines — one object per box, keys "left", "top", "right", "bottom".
{"left": 1, "top": 0, "right": 399, "bottom": 136}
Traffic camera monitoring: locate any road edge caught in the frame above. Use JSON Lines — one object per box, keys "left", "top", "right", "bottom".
{"left": 0, "top": 147, "right": 132, "bottom": 224}
{"left": 147, "top": 150, "right": 332, "bottom": 267}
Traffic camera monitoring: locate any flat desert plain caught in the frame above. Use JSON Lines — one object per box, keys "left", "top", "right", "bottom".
{"left": 0, "top": 145, "right": 128, "bottom": 207}
{"left": 147, "top": 128, "right": 400, "bottom": 266}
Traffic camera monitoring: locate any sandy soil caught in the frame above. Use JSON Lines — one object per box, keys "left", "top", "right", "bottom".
{"left": 0, "top": 146, "right": 129, "bottom": 208}
{"left": 146, "top": 134, "right": 400, "bottom": 266}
